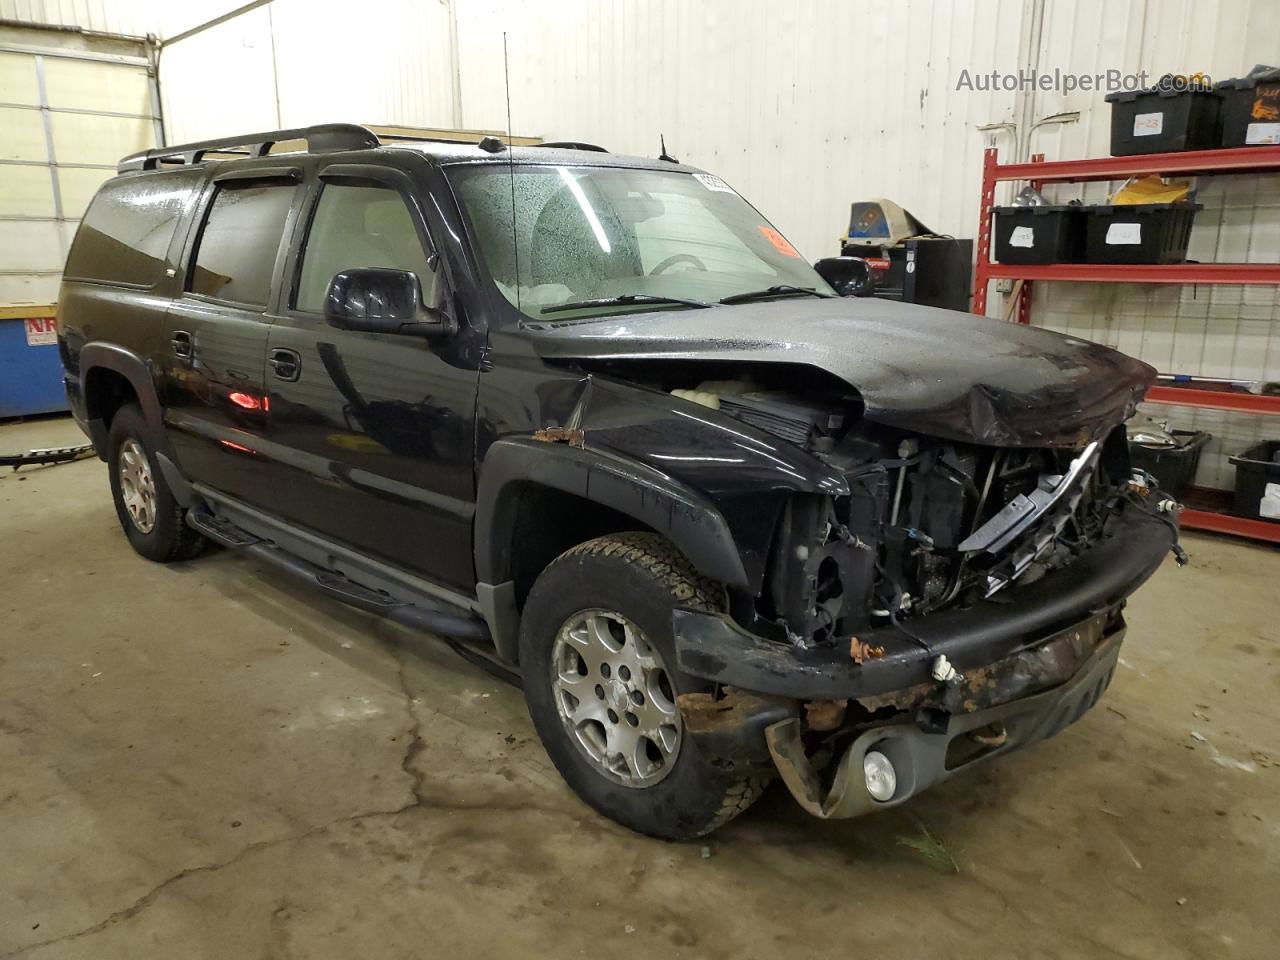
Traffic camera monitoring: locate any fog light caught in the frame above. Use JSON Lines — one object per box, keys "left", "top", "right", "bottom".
{"left": 863, "top": 749, "right": 896, "bottom": 802}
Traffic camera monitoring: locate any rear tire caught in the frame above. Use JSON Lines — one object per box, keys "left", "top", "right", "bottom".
{"left": 519, "top": 532, "right": 766, "bottom": 840}
{"left": 107, "top": 403, "right": 207, "bottom": 563}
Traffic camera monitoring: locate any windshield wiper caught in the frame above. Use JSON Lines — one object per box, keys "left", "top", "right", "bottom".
{"left": 718, "top": 285, "right": 832, "bottom": 305}
{"left": 540, "top": 293, "right": 713, "bottom": 315}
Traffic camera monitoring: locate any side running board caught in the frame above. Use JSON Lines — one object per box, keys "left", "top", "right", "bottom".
{"left": 184, "top": 509, "right": 491, "bottom": 643}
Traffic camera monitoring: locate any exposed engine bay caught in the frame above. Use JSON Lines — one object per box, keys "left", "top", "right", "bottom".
{"left": 651, "top": 371, "right": 1170, "bottom": 648}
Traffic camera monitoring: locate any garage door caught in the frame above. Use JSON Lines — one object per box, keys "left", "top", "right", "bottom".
{"left": 0, "top": 40, "right": 160, "bottom": 307}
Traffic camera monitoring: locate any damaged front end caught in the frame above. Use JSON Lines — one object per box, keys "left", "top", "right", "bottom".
{"left": 651, "top": 377, "right": 1181, "bottom": 820}
{"left": 526, "top": 302, "right": 1180, "bottom": 820}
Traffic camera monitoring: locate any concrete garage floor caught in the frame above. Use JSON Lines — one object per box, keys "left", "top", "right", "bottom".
{"left": 1, "top": 416, "right": 1277, "bottom": 960}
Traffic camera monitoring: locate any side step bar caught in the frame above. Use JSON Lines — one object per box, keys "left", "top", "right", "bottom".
{"left": 188, "top": 510, "right": 262, "bottom": 548}
{"left": 186, "top": 509, "right": 490, "bottom": 643}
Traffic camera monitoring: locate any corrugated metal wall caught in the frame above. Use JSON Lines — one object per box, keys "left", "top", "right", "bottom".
{"left": 0, "top": 0, "right": 246, "bottom": 39}
{"left": 158, "top": 0, "right": 459, "bottom": 145}
{"left": 456, "top": 0, "right": 1029, "bottom": 261}
{"left": 0, "top": 0, "right": 153, "bottom": 36}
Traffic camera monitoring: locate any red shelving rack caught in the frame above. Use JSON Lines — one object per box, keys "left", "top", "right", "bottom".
{"left": 972, "top": 145, "right": 1280, "bottom": 544}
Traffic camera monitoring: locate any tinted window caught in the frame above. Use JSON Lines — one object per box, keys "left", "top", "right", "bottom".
{"left": 189, "top": 180, "right": 296, "bottom": 306}
{"left": 295, "top": 182, "right": 435, "bottom": 313}
{"left": 64, "top": 173, "right": 192, "bottom": 286}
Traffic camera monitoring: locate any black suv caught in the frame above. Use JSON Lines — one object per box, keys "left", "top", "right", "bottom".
{"left": 59, "top": 124, "right": 1180, "bottom": 839}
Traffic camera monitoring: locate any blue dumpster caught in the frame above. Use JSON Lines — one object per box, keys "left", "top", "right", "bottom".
{"left": 0, "top": 309, "right": 69, "bottom": 419}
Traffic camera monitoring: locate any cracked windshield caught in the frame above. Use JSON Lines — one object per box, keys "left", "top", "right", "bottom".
{"left": 451, "top": 164, "right": 834, "bottom": 319}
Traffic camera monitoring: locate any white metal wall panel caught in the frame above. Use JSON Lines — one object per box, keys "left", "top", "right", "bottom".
{"left": 267, "top": 0, "right": 457, "bottom": 131}
{"left": 157, "top": 0, "right": 459, "bottom": 146}
{"left": 456, "top": 0, "right": 1027, "bottom": 262}
{"left": 0, "top": 0, "right": 263, "bottom": 40}
{"left": 0, "top": 0, "right": 154, "bottom": 36}
{"left": 156, "top": 5, "right": 278, "bottom": 144}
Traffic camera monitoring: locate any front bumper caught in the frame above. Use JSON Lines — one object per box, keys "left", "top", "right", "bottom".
{"left": 673, "top": 507, "right": 1173, "bottom": 703}
{"left": 765, "top": 624, "right": 1124, "bottom": 818}
{"left": 671, "top": 505, "right": 1174, "bottom": 816}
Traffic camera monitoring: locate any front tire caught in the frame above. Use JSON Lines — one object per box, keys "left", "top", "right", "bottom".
{"left": 107, "top": 403, "right": 206, "bottom": 563}
{"left": 520, "top": 532, "right": 765, "bottom": 840}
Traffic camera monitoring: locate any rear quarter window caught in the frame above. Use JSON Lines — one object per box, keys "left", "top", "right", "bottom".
{"left": 64, "top": 173, "right": 193, "bottom": 287}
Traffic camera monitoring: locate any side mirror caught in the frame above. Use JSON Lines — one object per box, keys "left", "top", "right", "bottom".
{"left": 814, "top": 257, "right": 876, "bottom": 298}
{"left": 323, "top": 268, "right": 454, "bottom": 337}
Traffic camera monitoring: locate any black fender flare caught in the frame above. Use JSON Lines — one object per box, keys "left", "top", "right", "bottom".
{"left": 77, "top": 344, "right": 185, "bottom": 497}
{"left": 474, "top": 437, "right": 751, "bottom": 591}
{"left": 79, "top": 343, "right": 165, "bottom": 435}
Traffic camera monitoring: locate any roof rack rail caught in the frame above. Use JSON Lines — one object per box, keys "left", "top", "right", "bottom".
{"left": 117, "top": 123, "right": 380, "bottom": 173}
{"left": 366, "top": 124, "right": 543, "bottom": 147}
{"left": 542, "top": 141, "right": 609, "bottom": 153}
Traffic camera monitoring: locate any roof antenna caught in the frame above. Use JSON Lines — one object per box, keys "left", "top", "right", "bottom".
{"left": 658, "top": 134, "right": 679, "bottom": 164}
{"left": 503, "top": 32, "right": 521, "bottom": 316}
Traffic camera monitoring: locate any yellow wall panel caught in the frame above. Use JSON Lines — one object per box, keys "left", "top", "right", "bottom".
{"left": 0, "top": 108, "right": 49, "bottom": 162}
{"left": 50, "top": 113, "right": 153, "bottom": 165}
{"left": 0, "top": 52, "right": 39, "bottom": 105}
{"left": 0, "top": 219, "right": 63, "bottom": 272}
{"left": 42, "top": 59, "right": 152, "bottom": 115}
{"left": 57, "top": 167, "right": 113, "bottom": 218}
{"left": 0, "top": 164, "right": 56, "bottom": 217}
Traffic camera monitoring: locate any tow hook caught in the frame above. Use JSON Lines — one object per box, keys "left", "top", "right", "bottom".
{"left": 968, "top": 722, "right": 1008, "bottom": 748}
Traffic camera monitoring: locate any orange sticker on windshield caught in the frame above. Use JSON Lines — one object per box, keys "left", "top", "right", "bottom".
{"left": 758, "top": 225, "right": 800, "bottom": 257}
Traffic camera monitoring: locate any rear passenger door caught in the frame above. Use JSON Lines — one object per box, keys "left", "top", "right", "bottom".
{"left": 264, "top": 163, "right": 478, "bottom": 590}
{"left": 164, "top": 169, "right": 303, "bottom": 508}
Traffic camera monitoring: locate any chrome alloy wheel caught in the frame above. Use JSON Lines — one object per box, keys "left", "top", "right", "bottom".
{"left": 118, "top": 438, "right": 157, "bottom": 533}
{"left": 551, "top": 609, "right": 683, "bottom": 787}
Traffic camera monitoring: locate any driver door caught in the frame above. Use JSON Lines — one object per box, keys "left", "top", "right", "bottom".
{"left": 264, "top": 163, "right": 478, "bottom": 590}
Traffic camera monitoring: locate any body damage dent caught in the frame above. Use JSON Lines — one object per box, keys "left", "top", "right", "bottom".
{"left": 484, "top": 373, "right": 848, "bottom": 590}
{"left": 526, "top": 298, "right": 1157, "bottom": 447}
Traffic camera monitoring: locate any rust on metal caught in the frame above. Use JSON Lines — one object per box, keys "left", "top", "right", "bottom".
{"left": 533, "top": 426, "right": 586, "bottom": 448}
{"left": 677, "top": 687, "right": 792, "bottom": 735}
{"left": 854, "top": 680, "right": 936, "bottom": 714}
{"left": 849, "top": 636, "right": 885, "bottom": 664}
{"left": 853, "top": 614, "right": 1118, "bottom": 717}
{"left": 677, "top": 687, "right": 800, "bottom": 771}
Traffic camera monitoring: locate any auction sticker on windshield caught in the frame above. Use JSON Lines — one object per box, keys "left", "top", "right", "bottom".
{"left": 757, "top": 225, "right": 800, "bottom": 257}
{"left": 692, "top": 173, "right": 736, "bottom": 193}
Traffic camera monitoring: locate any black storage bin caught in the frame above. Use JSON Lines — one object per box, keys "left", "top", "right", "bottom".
{"left": 1216, "top": 69, "right": 1280, "bottom": 147}
{"left": 991, "top": 205, "right": 1086, "bottom": 264}
{"left": 1104, "top": 87, "right": 1222, "bottom": 155}
{"left": 1084, "top": 203, "right": 1201, "bottom": 264}
{"left": 1128, "top": 429, "right": 1210, "bottom": 498}
{"left": 1230, "top": 441, "right": 1280, "bottom": 522}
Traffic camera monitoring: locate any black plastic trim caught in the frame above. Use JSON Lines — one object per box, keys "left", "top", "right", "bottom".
{"left": 474, "top": 436, "right": 751, "bottom": 590}
{"left": 78, "top": 342, "right": 169, "bottom": 457}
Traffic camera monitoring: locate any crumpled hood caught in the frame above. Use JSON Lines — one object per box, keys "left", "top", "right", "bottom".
{"left": 527, "top": 297, "right": 1156, "bottom": 447}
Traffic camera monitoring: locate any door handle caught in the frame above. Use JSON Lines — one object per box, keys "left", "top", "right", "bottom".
{"left": 269, "top": 348, "right": 301, "bottom": 382}
{"left": 170, "top": 330, "right": 193, "bottom": 360}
